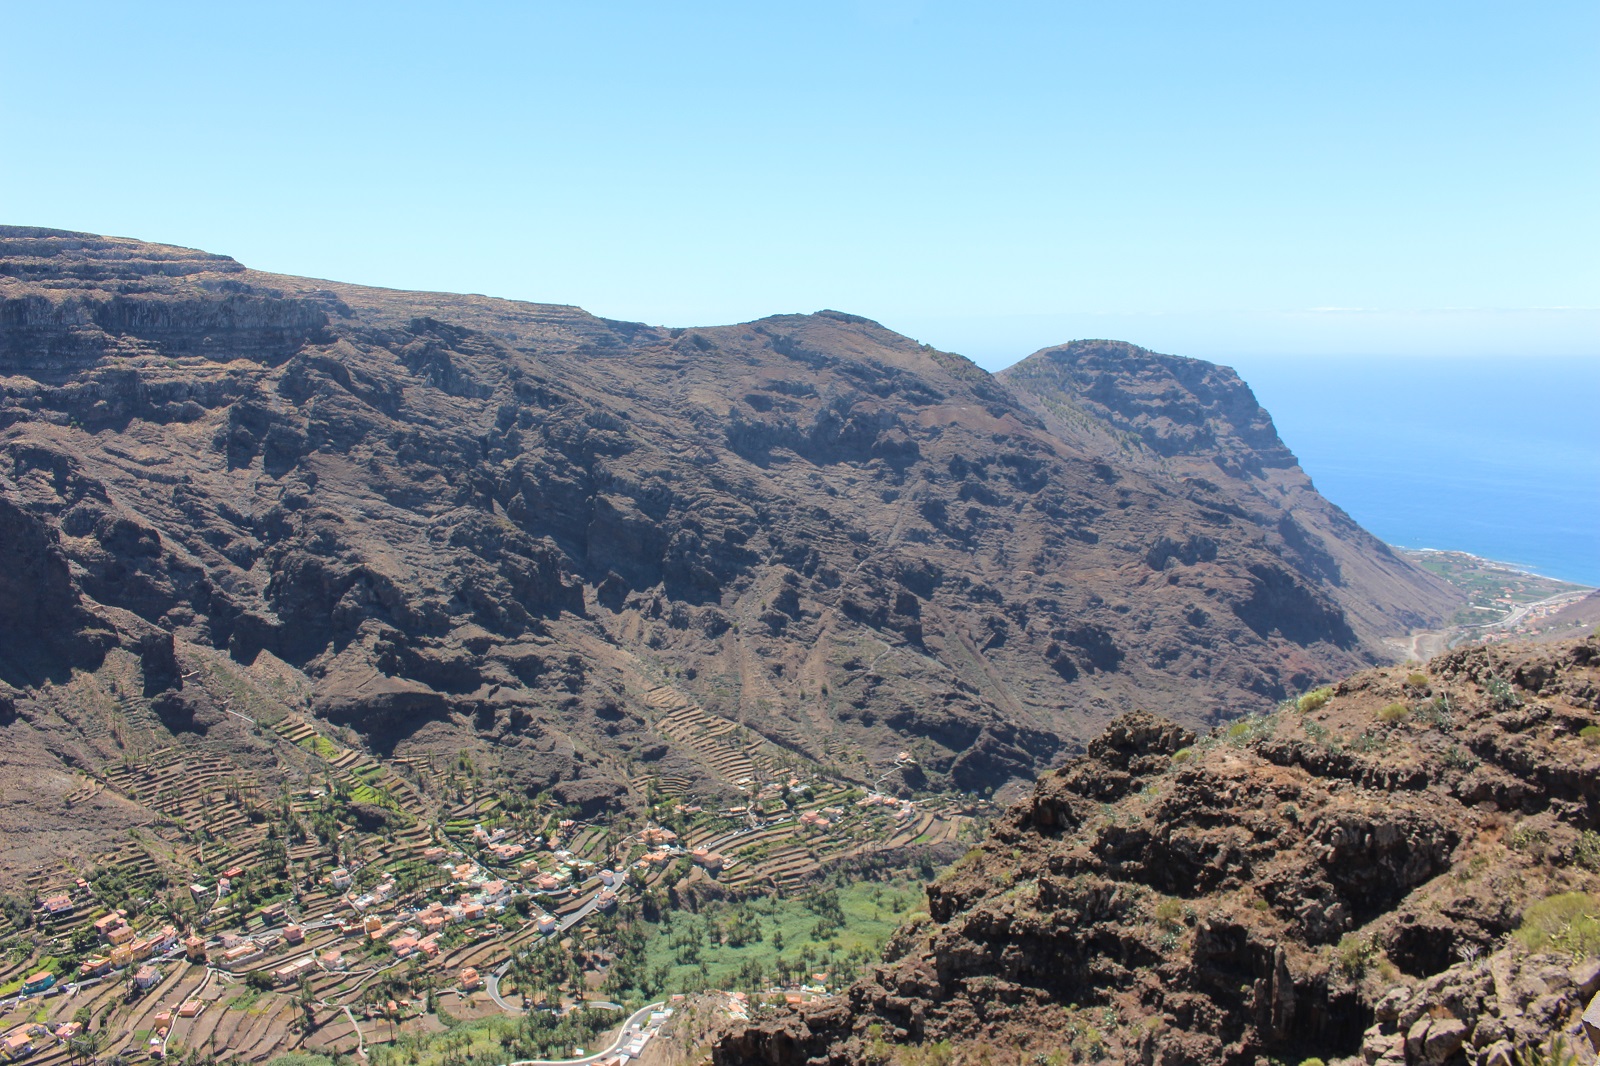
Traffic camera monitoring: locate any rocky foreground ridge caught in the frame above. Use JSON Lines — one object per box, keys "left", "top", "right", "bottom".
{"left": 713, "top": 636, "right": 1600, "bottom": 1066}
{"left": 0, "top": 226, "right": 1459, "bottom": 878}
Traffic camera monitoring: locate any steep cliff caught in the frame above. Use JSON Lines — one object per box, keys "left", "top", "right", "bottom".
{"left": 1000, "top": 340, "right": 1462, "bottom": 643}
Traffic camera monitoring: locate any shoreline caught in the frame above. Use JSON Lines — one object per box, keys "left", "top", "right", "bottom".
{"left": 1395, "top": 545, "right": 1598, "bottom": 590}
{"left": 1388, "top": 545, "right": 1598, "bottom": 660}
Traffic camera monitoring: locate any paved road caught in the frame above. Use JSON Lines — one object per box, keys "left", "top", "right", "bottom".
{"left": 501, "top": 1001, "right": 666, "bottom": 1066}
{"left": 1481, "top": 590, "right": 1589, "bottom": 630}
{"left": 487, "top": 893, "right": 607, "bottom": 1012}
{"left": 1389, "top": 589, "right": 1592, "bottom": 662}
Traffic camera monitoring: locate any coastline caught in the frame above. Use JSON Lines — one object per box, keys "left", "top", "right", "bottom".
{"left": 1389, "top": 545, "right": 1597, "bottom": 660}
{"left": 1396, "top": 545, "right": 1595, "bottom": 587}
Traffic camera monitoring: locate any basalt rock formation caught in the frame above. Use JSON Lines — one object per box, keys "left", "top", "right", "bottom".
{"left": 0, "top": 226, "right": 1461, "bottom": 874}
{"left": 713, "top": 636, "right": 1600, "bottom": 1066}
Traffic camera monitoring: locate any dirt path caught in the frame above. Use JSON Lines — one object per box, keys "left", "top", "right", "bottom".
{"left": 1386, "top": 630, "right": 1450, "bottom": 663}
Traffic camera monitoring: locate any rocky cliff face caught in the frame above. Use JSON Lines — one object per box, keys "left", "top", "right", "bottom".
{"left": 0, "top": 227, "right": 1461, "bottom": 870}
{"left": 714, "top": 636, "right": 1600, "bottom": 1065}
{"left": 1000, "top": 340, "right": 1462, "bottom": 643}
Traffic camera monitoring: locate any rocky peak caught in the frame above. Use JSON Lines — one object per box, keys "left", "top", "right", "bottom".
{"left": 1002, "top": 338, "right": 1295, "bottom": 470}
{"left": 1000, "top": 338, "right": 1462, "bottom": 644}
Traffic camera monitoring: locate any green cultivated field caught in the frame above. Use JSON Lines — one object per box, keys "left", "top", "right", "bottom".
{"left": 641, "top": 880, "right": 924, "bottom": 995}
{"left": 1402, "top": 548, "right": 1590, "bottom": 625}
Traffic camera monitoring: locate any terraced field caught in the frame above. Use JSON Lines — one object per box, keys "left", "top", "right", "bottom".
{"left": 643, "top": 684, "right": 761, "bottom": 787}
{"left": 0, "top": 658, "right": 984, "bottom": 1066}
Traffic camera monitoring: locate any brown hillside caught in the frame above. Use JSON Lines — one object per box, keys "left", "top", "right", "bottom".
{"left": 1000, "top": 339, "right": 1462, "bottom": 644}
{"left": 715, "top": 636, "right": 1600, "bottom": 1066}
{"left": 0, "top": 227, "right": 1458, "bottom": 879}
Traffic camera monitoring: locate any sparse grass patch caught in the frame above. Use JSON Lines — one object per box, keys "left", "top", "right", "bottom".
{"left": 1513, "top": 1035, "right": 1583, "bottom": 1066}
{"left": 1414, "top": 694, "right": 1455, "bottom": 730}
{"left": 1377, "top": 703, "right": 1410, "bottom": 724}
{"left": 1509, "top": 821, "right": 1550, "bottom": 854}
{"left": 1576, "top": 831, "right": 1600, "bottom": 871}
{"left": 1514, "top": 892, "right": 1600, "bottom": 956}
{"left": 1335, "top": 933, "right": 1376, "bottom": 978}
{"left": 1297, "top": 688, "right": 1333, "bottom": 713}
{"left": 1405, "top": 673, "right": 1429, "bottom": 689}
{"left": 1153, "top": 898, "right": 1183, "bottom": 929}
{"left": 1581, "top": 725, "right": 1600, "bottom": 747}
{"left": 1484, "top": 675, "right": 1522, "bottom": 711}
{"left": 1223, "top": 715, "right": 1274, "bottom": 747}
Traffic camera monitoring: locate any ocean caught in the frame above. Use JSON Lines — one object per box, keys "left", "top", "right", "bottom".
{"left": 1225, "top": 355, "right": 1600, "bottom": 588}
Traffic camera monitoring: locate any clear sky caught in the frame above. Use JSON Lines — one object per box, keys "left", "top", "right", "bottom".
{"left": 3, "top": 1, "right": 1596, "bottom": 369}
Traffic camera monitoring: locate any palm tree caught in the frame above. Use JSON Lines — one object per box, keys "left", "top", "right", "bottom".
{"left": 297, "top": 977, "right": 318, "bottom": 1031}
{"left": 69, "top": 1030, "right": 100, "bottom": 1066}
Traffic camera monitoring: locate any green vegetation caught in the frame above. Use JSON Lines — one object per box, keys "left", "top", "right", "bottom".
{"left": 1402, "top": 549, "right": 1589, "bottom": 628}
{"left": 1413, "top": 694, "right": 1455, "bottom": 731}
{"left": 641, "top": 879, "right": 922, "bottom": 995}
{"left": 1581, "top": 725, "right": 1600, "bottom": 746}
{"left": 1576, "top": 831, "right": 1600, "bottom": 871}
{"left": 1153, "top": 898, "right": 1183, "bottom": 929}
{"left": 1296, "top": 687, "right": 1333, "bottom": 713}
{"left": 1509, "top": 822, "right": 1550, "bottom": 854}
{"left": 873, "top": 1037, "right": 958, "bottom": 1066}
{"left": 351, "top": 1008, "right": 623, "bottom": 1066}
{"left": 1515, "top": 893, "right": 1600, "bottom": 956}
{"left": 1335, "top": 933, "right": 1376, "bottom": 978}
{"left": 296, "top": 733, "right": 341, "bottom": 760}
{"left": 1223, "top": 714, "right": 1274, "bottom": 746}
{"left": 1485, "top": 675, "right": 1522, "bottom": 711}
{"left": 1515, "top": 1035, "right": 1582, "bottom": 1066}
{"left": 0, "top": 659, "right": 984, "bottom": 1066}
{"left": 1377, "top": 702, "right": 1410, "bottom": 724}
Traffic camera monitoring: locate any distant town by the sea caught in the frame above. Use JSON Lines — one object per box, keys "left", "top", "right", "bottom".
{"left": 1232, "top": 354, "right": 1600, "bottom": 588}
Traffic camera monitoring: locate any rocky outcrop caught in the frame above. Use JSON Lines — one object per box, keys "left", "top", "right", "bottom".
{"left": 714, "top": 637, "right": 1600, "bottom": 1066}
{"left": 0, "top": 490, "right": 115, "bottom": 683}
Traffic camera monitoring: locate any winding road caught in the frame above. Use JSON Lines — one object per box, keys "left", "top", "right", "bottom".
{"left": 501, "top": 1001, "right": 666, "bottom": 1066}
{"left": 486, "top": 892, "right": 609, "bottom": 1012}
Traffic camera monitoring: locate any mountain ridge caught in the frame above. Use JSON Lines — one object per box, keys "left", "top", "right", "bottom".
{"left": 0, "top": 225, "right": 1461, "bottom": 882}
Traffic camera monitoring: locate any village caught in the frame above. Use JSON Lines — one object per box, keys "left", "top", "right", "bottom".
{"left": 0, "top": 703, "right": 979, "bottom": 1066}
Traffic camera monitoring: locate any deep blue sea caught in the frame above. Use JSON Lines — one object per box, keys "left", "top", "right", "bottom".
{"left": 1225, "top": 356, "right": 1600, "bottom": 588}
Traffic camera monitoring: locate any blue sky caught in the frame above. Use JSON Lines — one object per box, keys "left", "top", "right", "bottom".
{"left": 3, "top": 1, "right": 1596, "bottom": 368}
